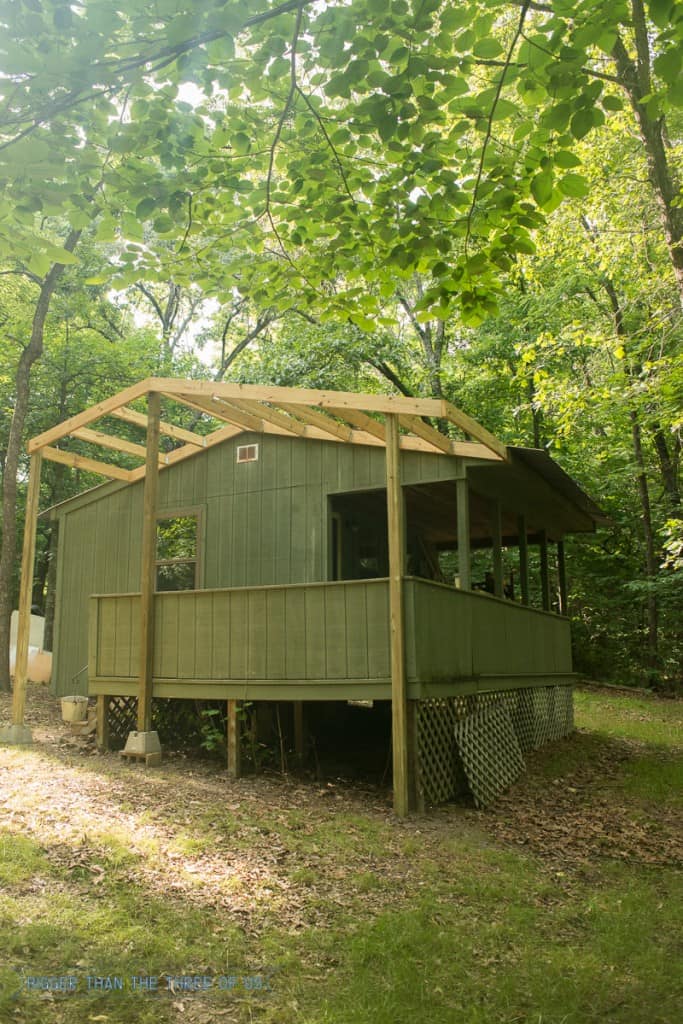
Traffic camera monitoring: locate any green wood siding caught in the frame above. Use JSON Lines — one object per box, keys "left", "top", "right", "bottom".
{"left": 88, "top": 579, "right": 572, "bottom": 702}
{"left": 90, "top": 580, "right": 391, "bottom": 694}
{"left": 405, "top": 578, "right": 572, "bottom": 682}
{"left": 53, "top": 434, "right": 464, "bottom": 695}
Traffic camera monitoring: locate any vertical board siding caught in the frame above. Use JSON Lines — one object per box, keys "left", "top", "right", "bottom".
{"left": 304, "top": 586, "right": 326, "bottom": 679}
{"left": 91, "top": 581, "right": 391, "bottom": 687}
{"left": 228, "top": 590, "right": 248, "bottom": 677}
{"left": 247, "top": 589, "right": 267, "bottom": 679}
{"left": 366, "top": 582, "right": 391, "bottom": 678}
{"left": 95, "top": 595, "right": 138, "bottom": 678}
{"left": 194, "top": 593, "right": 213, "bottom": 678}
{"left": 345, "top": 584, "right": 369, "bottom": 679}
{"left": 58, "top": 433, "right": 463, "bottom": 695}
{"left": 284, "top": 588, "right": 307, "bottom": 679}
{"left": 266, "top": 588, "right": 286, "bottom": 678}
{"left": 324, "top": 585, "right": 348, "bottom": 678}
{"left": 407, "top": 579, "right": 572, "bottom": 681}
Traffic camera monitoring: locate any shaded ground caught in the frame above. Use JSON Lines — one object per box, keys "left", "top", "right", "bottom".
{"left": 3, "top": 685, "right": 679, "bottom": 880}
{"left": 0, "top": 683, "right": 681, "bottom": 1024}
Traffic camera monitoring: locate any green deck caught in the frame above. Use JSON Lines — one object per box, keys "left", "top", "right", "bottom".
{"left": 88, "top": 578, "right": 573, "bottom": 701}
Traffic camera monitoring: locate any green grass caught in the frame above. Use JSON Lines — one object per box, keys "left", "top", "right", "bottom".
{"left": 574, "top": 688, "right": 682, "bottom": 748}
{"left": 0, "top": 687, "right": 681, "bottom": 1023}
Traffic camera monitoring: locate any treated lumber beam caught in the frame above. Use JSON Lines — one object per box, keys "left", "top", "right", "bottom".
{"left": 385, "top": 413, "right": 410, "bottom": 817}
{"left": 96, "top": 695, "right": 110, "bottom": 752}
{"left": 227, "top": 700, "right": 241, "bottom": 778}
{"left": 278, "top": 403, "right": 354, "bottom": 442}
{"left": 227, "top": 398, "right": 308, "bottom": 437}
{"left": 41, "top": 446, "right": 133, "bottom": 482}
{"left": 137, "top": 392, "right": 160, "bottom": 733}
{"left": 441, "top": 400, "right": 508, "bottom": 461}
{"left": 11, "top": 452, "right": 42, "bottom": 728}
{"left": 327, "top": 406, "right": 386, "bottom": 441}
{"left": 175, "top": 393, "right": 264, "bottom": 432}
{"left": 27, "top": 379, "right": 152, "bottom": 453}
{"left": 398, "top": 413, "right": 453, "bottom": 454}
{"left": 71, "top": 427, "right": 169, "bottom": 465}
{"left": 110, "top": 405, "right": 207, "bottom": 448}
{"left": 150, "top": 377, "right": 446, "bottom": 418}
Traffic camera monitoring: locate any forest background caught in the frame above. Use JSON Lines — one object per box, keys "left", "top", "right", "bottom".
{"left": 0, "top": 0, "right": 681, "bottom": 693}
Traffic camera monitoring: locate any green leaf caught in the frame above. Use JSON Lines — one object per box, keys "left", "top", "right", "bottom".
{"left": 153, "top": 214, "right": 174, "bottom": 233}
{"left": 135, "top": 197, "right": 157, "bottom": 220}
{"left": 473, "top": 38, "right": 504, "bottom": 59}
{"left": 545, "top": 102, "right": 572, "bottom": 131}
{"left": 648, "top": 0, "right": 675, "bottom": 29}
{"left": 453, "top": 29, "right": 475, "bottom": 52}
{"left": 553, "top": 150, "right": 582, "bottom": 169}
{"left": 602, "top": 94, "right": 624, "bottom": 111}
{"left": 654, "top": 48, "right": 682, "bottom": 86}
{"left": 440, "top": 7, "right": 471, "bottom": 31}
{"left": 121, "top": 212, "right": 144, "bottom": 241}
{"left": 207, "top": 34, "right": 235, "bottom": 64}
{"left": 232, "top": 132, "right": 250, "bottom": 155}
{"left": 27, "top": 252, "right": 51, "bottom": 277}
{"left": 558, "top": 172, "right": 590, "bottom": 198}
{"left": 531, "top": 170, "right": 554, "bottom": 206}
{"left": 94, "top": 218, "right": 117, "bottom": 242}
{"left": 570, "top": 108, "right": 594, "bottom": 139}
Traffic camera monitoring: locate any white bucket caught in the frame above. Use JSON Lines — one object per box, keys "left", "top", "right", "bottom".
{"left": 61, "top": 696, "right": 88, "bottom": 723}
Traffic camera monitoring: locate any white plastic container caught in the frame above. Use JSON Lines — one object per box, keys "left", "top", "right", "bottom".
{"left": 61, "top": 696, "right": 88, "bottom": 723}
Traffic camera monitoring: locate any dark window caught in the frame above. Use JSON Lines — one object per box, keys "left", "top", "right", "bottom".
{"left": 156, "top": 515, "right": 198, "bottom": 591}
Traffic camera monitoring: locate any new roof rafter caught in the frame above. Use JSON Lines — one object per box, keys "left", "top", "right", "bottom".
{"left": 28, "top": 377, "right": 507, "bottom": 482}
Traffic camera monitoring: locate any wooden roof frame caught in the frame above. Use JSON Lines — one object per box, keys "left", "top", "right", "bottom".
{"left": 28, "top": 377, "right": 508, "bottom": 478}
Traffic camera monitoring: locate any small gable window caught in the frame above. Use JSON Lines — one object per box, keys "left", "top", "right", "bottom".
{"left": 236, "top": 444, "right": 259, "bottom": 464}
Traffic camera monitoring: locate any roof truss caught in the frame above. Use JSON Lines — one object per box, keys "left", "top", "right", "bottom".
{"left": 28, "top": 377, "right": 508, "bottom": 483}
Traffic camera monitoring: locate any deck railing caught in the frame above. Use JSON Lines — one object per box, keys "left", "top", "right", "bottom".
{"left": 88, "top": 578, "right": 572, "bottom": 699}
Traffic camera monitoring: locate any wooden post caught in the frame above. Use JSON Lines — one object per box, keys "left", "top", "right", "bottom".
{"left": 385, "top": 413, "right": 410, "bottom": 816}
{"left": 293, "top": 701, "right": 305, "bottom": 764}
{"left": 227, "top": 699, "right": 241, "bottom": 778}
{"left": 539, "top": 529, "right": 551, "bottom": 612}
{"left": 557, "top": 539, "right": 568, "bottom": 616}
{"left": 490, "top": 499, "right": 504, "bottom": 598}
{"left": 455, "top": 473, "right": 471, "bottom": 590}
{"left": 96, "top": 695, "right": 110, "bottom": 751}
{"left": 10, "top": 452, "right": 43, "bottom": 734}
{"left": 518, "top": 515, "right": 529, "bottom": 605}
{"left": 407, "top": 700, "right": 423, "bottom": 812}
{"left": 136, "top": 391, "right": 161, "bottom": 733}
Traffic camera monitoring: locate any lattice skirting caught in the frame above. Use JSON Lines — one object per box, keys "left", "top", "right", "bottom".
{"left": 416, "top": 685, "right": 574, "bottom": 809}
{"left": 104, "top": 696, "right": 225, "bottom": 751}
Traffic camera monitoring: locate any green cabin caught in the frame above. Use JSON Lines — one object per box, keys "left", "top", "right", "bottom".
{"left": 24, "top": 379, "right": 606, "bottom": 812}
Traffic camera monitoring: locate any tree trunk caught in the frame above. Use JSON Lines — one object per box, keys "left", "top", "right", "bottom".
{"left": 651, "top": 425, "right": 681, "bottom": 511}
{"left": 43, "top": 521, "right": 59, "bottom": 653}
{"left": 0, "top": 230, "right": 80, "bottom": 692}
{"left": 597, "top": 269, "right": 661, "bottom": 672}
{"left": 613, "top": 4, "right": 683, "bottom": 302}
{"left": 629, "top": 410, "right": 660, "bottom": 671}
